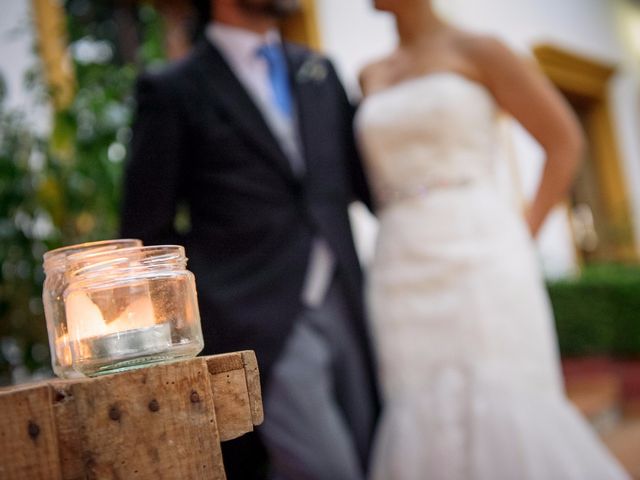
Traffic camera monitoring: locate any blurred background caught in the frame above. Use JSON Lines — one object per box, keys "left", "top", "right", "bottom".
{"left": 0, "top": 0, "right": 639, "bottom": 474}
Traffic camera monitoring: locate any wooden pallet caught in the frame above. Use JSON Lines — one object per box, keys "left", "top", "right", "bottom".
{"left": 0, "top": 351, "right": 263, "bottom": 480}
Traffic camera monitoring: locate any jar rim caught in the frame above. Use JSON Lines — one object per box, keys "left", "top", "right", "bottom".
{"left": 69, "top": 245, "right": 187, "bottom": 284}
{"left": 43, "top": 239, "right": 143, "bottom": 271}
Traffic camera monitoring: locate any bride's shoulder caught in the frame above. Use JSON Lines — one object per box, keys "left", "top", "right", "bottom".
{"left": 454, "top": 32, "right": 530, "bottom": 86}
{"left": 454, "top": 31, "right": 506, "bottom": 51}
{"left": 455, "top": 33, "right": 521, "bottom": 68}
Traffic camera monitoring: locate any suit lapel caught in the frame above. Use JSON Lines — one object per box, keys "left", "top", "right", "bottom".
{"left": 287, "top": 47, "right": 324, "bottom": 184}
{"left": 191, "top": 40, "right": 298, "bottom": 184}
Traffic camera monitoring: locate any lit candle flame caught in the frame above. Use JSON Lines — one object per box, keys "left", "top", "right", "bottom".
{"left": 66, "top": 292, "right": 157, "bottom": 340}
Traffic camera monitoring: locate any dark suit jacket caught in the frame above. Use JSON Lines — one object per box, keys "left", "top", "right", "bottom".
{"left": 121, "top": 39, "right": 378, "bottom": 478}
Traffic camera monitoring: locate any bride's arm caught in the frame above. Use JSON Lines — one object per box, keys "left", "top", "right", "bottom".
{"left": 464, "top": 36, "right": 585, "bottom": 236}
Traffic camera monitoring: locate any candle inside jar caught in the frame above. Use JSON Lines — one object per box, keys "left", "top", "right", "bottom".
{"left": 66, "top": 291, "right": 172, "bottom": 365}
{"left": 55, "top": 333, "right": 72, "bottom": 369}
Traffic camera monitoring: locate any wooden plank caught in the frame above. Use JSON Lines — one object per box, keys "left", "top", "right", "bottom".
{"left": 205, "top": 351, "right": 263, "bottom": 440}
{"left": 240, "top": 351, "right": 264, "bottom": 426}
{"left": 0, "top": 385, "right": 62, "bottom": 479}
{"left": 206, "top": 352, "right": 245, "bottom": 375}
{"left": 52, "top": 380, "right": 93, "bottom": 480}
{"left": 0, "top": 353, "right": 262, "bottom": 479}
{"left": 67, "top": 358, "right": 226, "bottom": 479}
{"left": 207, "top": 354, "right": 254, "bottom": 442}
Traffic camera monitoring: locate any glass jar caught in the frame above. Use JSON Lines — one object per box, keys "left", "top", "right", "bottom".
{"left": 64, "top": 245, "right": 204, "bottom": 377}
{"left": 43, "top": 239, "right": 143, "bottom": 378}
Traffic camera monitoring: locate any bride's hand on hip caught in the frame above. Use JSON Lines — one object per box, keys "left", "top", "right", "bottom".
{"left": 466, "top": 37, "right": 585, "bottom": 231}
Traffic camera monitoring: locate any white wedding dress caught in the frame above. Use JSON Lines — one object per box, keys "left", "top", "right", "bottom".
{"left": 356, "top": 72, "right": 629, "bottom": 480}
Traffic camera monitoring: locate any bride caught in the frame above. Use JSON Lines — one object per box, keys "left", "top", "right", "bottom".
{"left": 356, "top": 0, "right": 629, "bottom": 479}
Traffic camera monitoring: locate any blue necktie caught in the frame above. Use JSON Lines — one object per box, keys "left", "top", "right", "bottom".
{"left": 257, "top": 43, "right": 293, "bottom": 118}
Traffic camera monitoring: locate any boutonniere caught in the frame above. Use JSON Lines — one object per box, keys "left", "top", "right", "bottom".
{"left": 296, "top": 55, "right": 329, "bottom": 84}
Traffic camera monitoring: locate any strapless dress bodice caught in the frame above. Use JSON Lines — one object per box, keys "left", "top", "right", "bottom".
{"left": 356, "top": 72, "right": 500, "bottom": 207}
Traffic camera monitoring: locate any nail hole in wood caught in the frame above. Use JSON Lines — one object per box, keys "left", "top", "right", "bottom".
{"left": 108, "top": 405, "right": 121, "bottom": 421}
{"left": 27, "top": 421, "right": 40, "bottom": 440}
{"left": 148, "top": 399, "right": 160, "bottom": 412}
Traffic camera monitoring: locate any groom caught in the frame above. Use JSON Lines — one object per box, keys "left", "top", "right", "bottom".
{"left": 120, "top": 0, "right": 379, "bottom": 478}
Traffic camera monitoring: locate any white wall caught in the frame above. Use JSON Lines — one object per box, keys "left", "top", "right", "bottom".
{"left": 437, "top": 0, "right": 623, "bottom": 58}
{"left": 316, "top": 0, "right": 640, "bottom": 277}
{"left": 611, "top": 0, "right": 640, "bottom": 255}
{"left": 0, "top": 0, "right": 47, "bottom": 130}
{"left": 315, "top": 0, "right": 397, "bottom": 95}
{"left": 316, "top": 0, "right": 624, "bottom": 91}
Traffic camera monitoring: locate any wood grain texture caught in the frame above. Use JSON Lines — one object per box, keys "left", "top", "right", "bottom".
{"left": 69, "top": 358, "right": 225, "bottom": 479}
{"left": 0, "top": 352, "right": 263, "bottom": 480}
{"left": 0, "top": 385, "right": 62, "bottom": 479}
{"left": 240, "top": 351, "right": 264, "bottom": 426}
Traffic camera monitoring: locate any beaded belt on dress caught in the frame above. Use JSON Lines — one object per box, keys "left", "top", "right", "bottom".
{"left": 376, "top": 178, "right": 474, "bottom": 208}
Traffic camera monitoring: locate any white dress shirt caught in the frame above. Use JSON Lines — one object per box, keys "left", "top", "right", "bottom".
{"left": 206, "top": 22, "right": 335, "bottom": 307}
{"left": 206, "top": 22, "right": 304, "bottom": 175}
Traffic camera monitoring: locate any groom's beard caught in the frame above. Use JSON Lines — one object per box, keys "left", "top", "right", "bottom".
{"left": 239, "top": 0, "right": 301, "bottom": 18}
